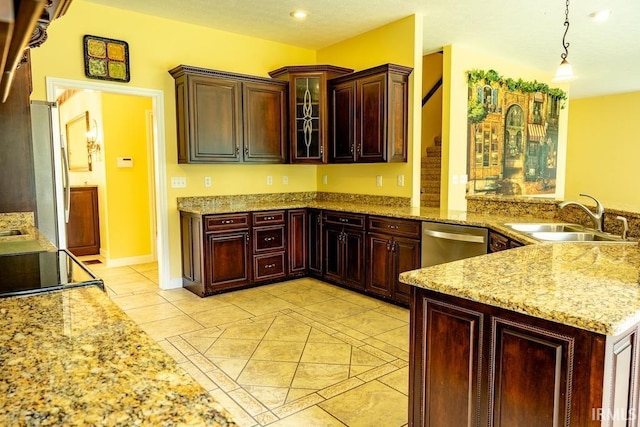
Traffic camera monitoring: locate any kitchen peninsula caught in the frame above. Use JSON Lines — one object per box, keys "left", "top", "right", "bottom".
{"left": 400, "top": 242, "right": 640, "bottom": 426}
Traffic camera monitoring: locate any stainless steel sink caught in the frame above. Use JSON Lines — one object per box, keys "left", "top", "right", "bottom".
{"left": 503, "top": 222, "right": 632, "bottom": 243}
{"left": 504, "top": 223, "right": 585, "bottom": 233}
{"left": 0, "top": 229, "right": 23, "bottom": 237}
{"left": 529, "top": 231, "right": 622, "bottom": 242}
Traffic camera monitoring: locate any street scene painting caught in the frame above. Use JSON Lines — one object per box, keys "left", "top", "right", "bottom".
{"left": 466, "top": 69, "right": 566, "bottom": 197}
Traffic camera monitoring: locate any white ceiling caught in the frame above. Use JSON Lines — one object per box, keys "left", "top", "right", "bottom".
{"left": 85, "top": 0, "right": 640, "bottom": 99}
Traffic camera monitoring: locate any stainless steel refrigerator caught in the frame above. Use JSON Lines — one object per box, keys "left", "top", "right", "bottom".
{"left": 30, "top": 100, "right": 69, "bottom": 249}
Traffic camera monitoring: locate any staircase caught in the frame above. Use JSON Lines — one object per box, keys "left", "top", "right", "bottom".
{"left": 421, "top": 136, "right": 441, "bottom": 208}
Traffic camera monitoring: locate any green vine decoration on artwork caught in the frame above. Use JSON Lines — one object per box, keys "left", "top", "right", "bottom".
{"left": 467, "top": 69, "right": 568, "bottom": 106}
{"left": 467, "top": 100, "right": 488, "bottom": 124}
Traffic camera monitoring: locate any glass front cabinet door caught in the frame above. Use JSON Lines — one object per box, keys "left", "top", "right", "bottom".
{"left": 269, "top": 65, "right": 353, "bottom": 164}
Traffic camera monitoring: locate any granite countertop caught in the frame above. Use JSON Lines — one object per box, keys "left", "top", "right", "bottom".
{"left": 400, "top": 242, "right": 640, "bottom": 336}
{"left": 0, "top": 225, "right": 58, "bottom": 254}
{"left": 0, "top": 286, "right": 237, "bottom": 426}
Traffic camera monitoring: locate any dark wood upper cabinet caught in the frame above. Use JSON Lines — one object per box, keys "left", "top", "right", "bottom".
{"left": 329, "top": 63, "right": 412, "bottom": 163}
{"left": 269, "top": 65, "right": 353, "bottom": 164}
{"left": 169, "top": 65, "right": 288, "bottom": 164}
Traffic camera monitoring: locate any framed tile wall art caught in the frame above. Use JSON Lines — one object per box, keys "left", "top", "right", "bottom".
{"left": 83, "top": 35, "right": 130, "bottom": 82}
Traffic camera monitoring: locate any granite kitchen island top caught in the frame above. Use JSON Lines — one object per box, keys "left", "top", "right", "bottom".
{"left": 400, "top": 242, "right": 640, "bottom": 335}
{"left": 0, "top": 285, "right": 237, "bottom": 426}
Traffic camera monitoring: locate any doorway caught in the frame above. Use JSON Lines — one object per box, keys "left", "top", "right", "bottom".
{"left": 45, "top": 77, "right": 171, "bottom": 289}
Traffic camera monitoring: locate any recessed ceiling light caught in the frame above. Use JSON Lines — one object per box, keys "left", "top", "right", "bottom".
{"left": 589, "top": 10, "right": 611, "bottom": 22}
{"left": 290, "top": 10, "right": 308, "bottom": 19}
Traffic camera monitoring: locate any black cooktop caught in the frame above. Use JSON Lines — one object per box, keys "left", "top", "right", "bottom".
{"left": 0, "top": 250, "right": 104, "bottom": 298}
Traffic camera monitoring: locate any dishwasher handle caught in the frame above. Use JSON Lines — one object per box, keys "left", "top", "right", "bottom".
{"left": 423, "top": 228, "right": 486, "bottom": 244}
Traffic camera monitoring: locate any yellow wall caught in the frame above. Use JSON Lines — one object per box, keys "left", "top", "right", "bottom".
{"left": 566, "top": 91, "right": 640, "bottom": 211}
{"left": 316, "top": 15, "right": 421, "bottom": 201}
{"left": 421, "top": 52, "right": 443, "bottom": 161}
{"left": 101, "top": 93, "right": 153, "bottom": 260}
{"left": 29, "top": 0, "right": 317, "bottom": 280}
{"left": 442, "top": 44, "right": 570, "bottom": 210}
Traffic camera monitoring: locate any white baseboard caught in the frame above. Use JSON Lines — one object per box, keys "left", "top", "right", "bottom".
{"left": 106, "top": 254, "right": 156, "bottom": 268}
{"left": 160, "top": 277, "right": 183, "bottom": 290}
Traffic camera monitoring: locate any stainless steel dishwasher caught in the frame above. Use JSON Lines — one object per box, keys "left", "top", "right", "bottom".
{"left": 421, "top": 222, "right": 488, "bottom": 267}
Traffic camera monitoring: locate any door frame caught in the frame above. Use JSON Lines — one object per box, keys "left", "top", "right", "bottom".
{"left": 45, "top": 77, "right": 173, "bottom": 289}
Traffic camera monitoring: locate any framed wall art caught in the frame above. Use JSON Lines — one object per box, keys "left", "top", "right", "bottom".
{"left": 83, "top": 35, "right": 130, "bottom": 82}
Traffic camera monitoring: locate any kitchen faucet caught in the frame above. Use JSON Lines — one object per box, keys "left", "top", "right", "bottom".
{"left": 558, "top": 193, "right": 605, "bottom": 232}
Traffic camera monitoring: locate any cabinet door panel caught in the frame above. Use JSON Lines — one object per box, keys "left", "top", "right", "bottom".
{"left": 288, "top": 210, "right": 307, "bottom": 276}
{"left": 343, "top": 230, "right": 365, "bottom": 290}
{"left": 490, "top": 319, "right": 572, "bottom": 427}
{"left": 206, "top": 232, "right": 250, "bottom": 292}
{"left": 367, "top": 234, "right": 392, "bottom": 297}
{"left": 418, "top": 298, "right": 484, "bottom": 427}
{"left": 387, "top": 72, "right": 409, "bottom": 162}
{"left": 308, "top": 210, "right": 323, "bottom": 276}
{"left": 356, "top": 74, "right": 386, "bottom": 162}
{"left": 392, "top": 237, "right": 420, "bottom": 305}
{"left": 323, "top": 226, "right": 342, "bottom": 283}
{"left": 67, "top": 187, "right": 100, "bottom": 256}
{"left": 190, "top": 76, "right": 242, "bottom": 162}
{"left": 243, "top": 82, "right": 287, "bottom": 163}
{"left": 330, "top": 81, "right": 356, "bottom": 162}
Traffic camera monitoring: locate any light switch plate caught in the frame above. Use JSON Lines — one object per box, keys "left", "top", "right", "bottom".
{"left": 376, "top": 175, "right": 383, "bottom": 187}
{"left": 397, "top": 175, "right": 404, "bottom": 187}
{"left": 282, "top": 175, "right": 289, "bottom": 185}
{"left": 322, "top": 175, "right": 328, "bottom": 185}
{"left": 171, "top": 177, "right": 187, "bottom": 188}
{"left": 204, "top": 177, "right": 211, "bottom": 187}
{"left": 267, "top": 175, "right": 273, "bottom": 185}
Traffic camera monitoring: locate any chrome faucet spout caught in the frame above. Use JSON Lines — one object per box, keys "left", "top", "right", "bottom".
{"left": 558, "top": 193, "right": 605, "bottom": 232}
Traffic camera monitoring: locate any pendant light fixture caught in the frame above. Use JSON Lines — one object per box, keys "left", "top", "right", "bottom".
{"left": 553, "top": 0, "right": 575, "bottom": 82}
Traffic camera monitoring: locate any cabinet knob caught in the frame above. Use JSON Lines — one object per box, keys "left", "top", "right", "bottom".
{"left": 235, "top": 146, "right": 240, "bottom": 155}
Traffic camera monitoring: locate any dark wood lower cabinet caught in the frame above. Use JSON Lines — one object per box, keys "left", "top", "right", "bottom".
{"left": 323, "top": 221, "right": 365, "bottom": 291}
{"left": 308, "top": 209, "right": 323, "bottom": 277}
{"left": 408, "top": 287, "right": 640, "bottom": 427}
{"left": 287, "top": 209, "right": 307, "bottom": 277}
{"left": 67, "top": 186, "right": 100, "bottom": 256}
{"left": 206, "top": 231, "right": 251, "bottom": 291}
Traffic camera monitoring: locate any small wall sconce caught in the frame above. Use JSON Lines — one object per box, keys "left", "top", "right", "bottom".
{"left": 86, "top": 118, "right": 101, "bottom": 162}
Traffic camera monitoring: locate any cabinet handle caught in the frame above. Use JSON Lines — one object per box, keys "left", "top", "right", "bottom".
{"left": 265, "top": 263, "right": 276, "bottom": 269}
{"left": 386, "top": 241, "right": 391, "bottom": 251}
{"left": 245, "top": 233, "right": 249, "bottom": 244}
{"left": 264, "top": 236, "right": 275, "bottom": 242}
{"left": 264, "top": 216, "right": 275, "bottom": 220}
{"left": 339, "top": 218, "right": 349, "bottom": 223}
{"left": 350, "top": 144, "right": 354, "bottom": 154}
{"left": 222, "top": 220, "right": 234, "bottom": 224}
{"left": 235, "top": 146, "right": 240, "bottom": 155}
{"left": 392, "top": 241, "right": 398, "bottom": 252}
{"left": 388, "top": 224, "right": 398, "bottom": 229}
{"left": 245, "top": 147, "right": 249, "bottom": 156}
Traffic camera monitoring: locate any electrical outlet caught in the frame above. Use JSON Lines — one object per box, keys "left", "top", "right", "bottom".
{"left": 376, "top": 175, "right": 383, "bottom": 187}
{"left": 452, "top": 175, "right": 459, "bottom": 185}
{"left": 397, "top": 175, "right": 404, "bottom": 187}
{"left": 282, "top": 175, "right": 289, "bottom": 185}
{"left": 171, "top": 177, "right": 187, "bottom": 188}
{"left": 322, "top": 175, "right": 328, "bottom": 185}
{"left": 204, "top": 176, "right": 211, "bottom": 187}
{"left": 267, "top": 175, "right": 273, "bottom": 185}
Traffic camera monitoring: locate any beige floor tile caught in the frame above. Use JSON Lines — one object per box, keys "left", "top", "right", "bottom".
{"left": 272, "top": 392, "right": 325, "bottom": 419}
{"left": 142, "top": 270, "right": 159, "bottom": 284}
{"left": 130, "top": 262, "right": 158, "bottom": 273}
{"left": 205, "top": 338, "right": 261, "bottom": 359}
{"left": 124, "top": 302, "right": 184, "bottom": 324}
{"left": 156, "top": 340, "right": 188, "bottom": 364}
{"left": 252, "top": 340, "right": 306, "bottom": 362}
{"left": 300, "top": 342, "right": 352, "bottom": 364}
{"left": 191, "top": 304, "right": 254, "bottom": 327}
{"left": 318, "top": 376, "right": 365, "bottom": 400}
{"left": 374, "top": 304, "right": 410, "bottom": 322}
{"left": 363, "top": 337, "right": 409, "bottom": 361}
{"left": 177, "top": 360, "right": 218, "bottom": 392}
{"left": 337, "top": 310, "right": 407, "bottom": 336}
{"left": 268, "top": 406, "right": 347, "bottom": 427}
{"left": 237, "top": 360, "right": 298, "bottom": 388}
{"left": 180, "top": 327, "right": 223, "bottom": 353}
{"left": 291, "top": 363, "right": 350, "bottom": 389}
{"left": 109, "top": 291, "right": 168, "bottom": 310}
{"left": 263, "top": 316, "right": 311, "bottom": 342}
{"left": 349, "top": 365, "right": 375, "bottom": 377}
{"left": 276, "top": 289, "right": 335, "bottom": 306}
{"left": 373, "top": 325, "right": 409, "bottom": 350}
{"left": 220, "top": 319, "right": 273, "bottom": 340}
{"left": 170, "top": 295, "right": 232, "bottom": 315}
{"left": 165, "top": 336, "right": 199, "bottom": 357}
{"left": 157, "top": 287, "right": 202, "bottom": 302}
{"left": 307, "top": 328, "right": 344, "bottom": 344}
{"left": 378, "top": 366, "right": 409, "bottom": 395}
{"left": 285, "top": 388, "right": 317, "bottom": 403}
{"left": 106, "top": 279, "right": 158, "bottom": 295}
{"left": 228, "top": 388, "right": 269, "bottom": 416}
{"left": 138, "top": 315, "right": 203, "bottom": 341}
{"left": 209, "top": 389, "right": 258, "bottom": 427}
{"left": 304, "top": 298, "right": 369, "bottom": 320}
{"left": 209, "top": 358, "right": 249, "bottom": 380}
{"left": 243, "top": 385, "right": 289, "bottom": 409}
{"left": 339, "top": 292, "right": 385, "bottom": 309}
{"left": 319, "top": 381, "right": 408, "bottom": 427}
{"left": 92, "top": 266, "right": 135, "bottom": 278}
{"left": 350, "top": 347, "right": 387, "bottom": 367}
{"left": 102, "top": 272, "right": 148, "bottom": 286}
{"left": 231, "top": 295, "right": 296, "bottom": 316}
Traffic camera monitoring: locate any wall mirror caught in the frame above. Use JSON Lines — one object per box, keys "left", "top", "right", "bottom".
{"left": 66, "top": 111, "right": 91, "bottom": 171}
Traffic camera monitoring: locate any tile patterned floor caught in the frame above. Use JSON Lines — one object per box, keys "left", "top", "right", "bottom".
{"left": 83, "top": 258, "right": 409, "bottom": 426}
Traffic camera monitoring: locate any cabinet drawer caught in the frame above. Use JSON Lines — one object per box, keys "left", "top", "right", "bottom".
{"left": 253, "top": 225, "right": 285, "bottom": 252}
{"left": 253, "top": 210, "right": 285, "bottom": 226}
{"left": 368, "top": 216, "right": 420, "bottom": 239}
{"left": 488, "top": 231, "right": 509, "bottom": 253}
{"left": 253, "top": 253, "right": 286, "bottom": 281}
{"left": 205, "top": 214, "right": 249, "bottom": 232}
{"left": 324, "top": 211, "right": 365, "bottom": 229}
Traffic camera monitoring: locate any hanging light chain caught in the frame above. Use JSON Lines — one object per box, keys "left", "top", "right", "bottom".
{"left": 560, "top": 0, "right": 570, "bottom": 60}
